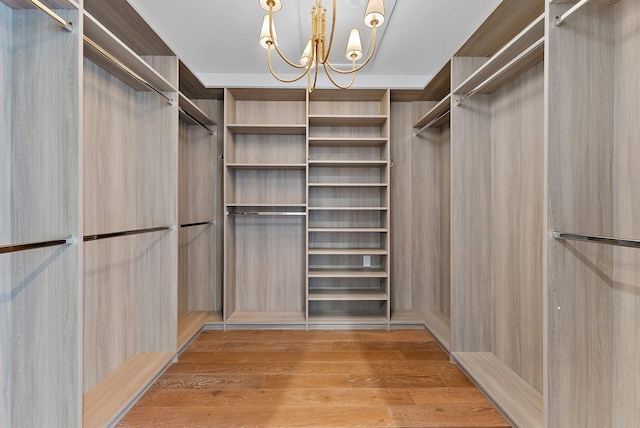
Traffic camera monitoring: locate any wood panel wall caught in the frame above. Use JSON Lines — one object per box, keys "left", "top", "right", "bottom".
{"left": 547, "top": 1, "right": 639, "bottom": 426}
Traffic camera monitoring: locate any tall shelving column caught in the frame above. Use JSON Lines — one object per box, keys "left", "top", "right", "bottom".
{"left": 307, "top": 89, "right": 391, "bottom": 328}
{"left": 0, "top": 1, "right": 81, "bottom": 426}
{"left": 224, "top": 88, "right": 307, "bottom": 328}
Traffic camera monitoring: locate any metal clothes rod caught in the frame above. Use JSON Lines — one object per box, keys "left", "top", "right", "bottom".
{"left": 0, "top": 237, "right": 73, "bottom": 254}
{"left": 227, "top": 212, "right": 306, "bottom": 216}
{"left": 455, "top": 37, "right": 544, "bottom": 106}
{"left": 555, "top": 0, "right": 592, "bottom": 27}
{"left": 180, "top": 220, "right": 215, "bottom": 228}
{"left": 83, "top": 36, "right": 175, "bottom": 106}
{"left": 179, "top": 107, "right": 215, "bottom": 135}
{"left": 84, "top": 225, "right": 172, "bottom": 242}
{"left": 414, "top": 109, "right": 451, "bottom": 137}
{"left": 552, "top": 231, "right": 640, "bottom": 249}
{"left": 29, "top": 0, "right": 74, "bottom": 32}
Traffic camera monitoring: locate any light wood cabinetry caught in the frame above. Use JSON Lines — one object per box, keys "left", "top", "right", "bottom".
{"left": 223, "top": 88, "right": 307, "bottom": 327}
{"left": 546, "top": 1, "right": 640, "bottom": 426}
{"left": 307, "top": 89, "right": 391, "bottom": 327}
{"left": 0, "top": 2, "right": 81, "bottom": 426}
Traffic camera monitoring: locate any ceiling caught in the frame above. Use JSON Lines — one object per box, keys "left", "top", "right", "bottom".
{"left": 126, "top": 0, "right": 502, "bottom": 90}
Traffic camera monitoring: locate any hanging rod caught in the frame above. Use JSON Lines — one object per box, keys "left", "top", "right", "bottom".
{"left": 455, "top": 37, "right": 544, "bottom": 106}
{"left": 552, "top": 231, "right": 640, "bottom": 249}
{"left": 227, "top": 211, "right": 306, "bottom": 216}
{"left": 0, "top": 236, "right": 73, "bottom": 254}
{"left": 180, "top": 220, "right": 215, "bottom": 228}
{"left": 83, "top": 36, "right": 175, "bottom": 105}
{"left": 179, "top": 107, "right": 215, "bottom": 135}
{"left": 414, "top": 109, "right": 451, "bottom": 136}
{"left": 29, "top": 0, "right": 74, "bottom": 32}
{"left": 84, "top": 225, "right": 172, "bottom": 242}
{"left": 554, "top": 0, "right": 592, "bottom": 26}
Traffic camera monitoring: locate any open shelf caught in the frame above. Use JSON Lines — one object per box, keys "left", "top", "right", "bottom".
{"left": 453, "top": 352, "right": 543, "bottom": 428}
{"left": 308, "top": 115, "right": 387, "bottom": 127}
{"left": 225, "top": 310, "right": 306, "bottom": 325}
{"left": 178, "top": 92, "right": 215, "bottom": 126}
{"left": 309, "top": 160, "right": 387, "bottom": 167}
{"left": 308, "top": 248, "right": 388, "bottom": 255}
{"left": 83, "top": 352, "right": 174, "bottom": 428}
{"left": 413, "top": 94, "right": 451, "bottom": 129}
{"left": 178, "top": 311, "right": 222, "bottom": 351}
{"left": 309, "top": 227, "right": 387, "bottom": 233}
{"left": 83, "top": 11, "right": 176, "bottom": 94}
{"left": 308, "top": 270, "right": 388, "bottom": 278}
{"left": 308, "top": 183, "right": 387, "bottom": 188}
{"left": 308, "top": 137, "right": 388, "bottom": 147}
{"left": 308, "top": 289, "right": 388, "bottom": 301}
{"left": 226, "top": 163, "right": 306, "bottom": 170}
{"left": 309, "top": 207, "right": 388, "bottom": 211}
{"left": 226, "top": 124, "right": 306, "bottom": 135}
{"left": 419, "top": 310, "right": 451, "bottom": 352}
{"left": 454, "top": 14, "right": 545, "bottom": 97}
{"left": 308, "top": 311, "right": 388, "bottom": 325}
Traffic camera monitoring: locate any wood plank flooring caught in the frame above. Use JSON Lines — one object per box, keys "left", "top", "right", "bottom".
{"left": 118, "top": 329, "right": 510, "bottom": 427}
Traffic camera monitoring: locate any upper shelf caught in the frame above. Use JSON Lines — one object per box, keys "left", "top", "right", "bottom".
{"left": 178, "top": 93, "right": 215, "bottom": 126}
{"left": 309, "top": 115, "right": 387, "bottom": 127}
{"left": 453, "top": 14, "right": 545, "bottom": 97}
{"left": 308, "top": 137, "right": 388, "bottom": 147}
{"left": 83, "top": 11, "right": 176, "bottom": 94}
{"left": 413, "top": 94, "right": 451, "bottom": 129}
{"left": 3, "top": 0, "right": 76, "bottom": 9}
{"left": 226, "top": 124, "right": 306, "bottom": 135}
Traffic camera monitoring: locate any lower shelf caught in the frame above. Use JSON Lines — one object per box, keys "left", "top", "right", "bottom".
{"left": 83, "top": 352, "right": 174, "bottom": 428}
{"left": 308, "top": 288, "right": 388, "bottom": 301}
{"left": 308, "top": 310, "right": 388, "bottom": 326}
{"left": 178, "top": 311, "right": 223, "bottom": 351}
{"left": 452, "top": 352, "right": 543, "bottom": 428}
{"left": 226, "top": 310, "right": 306, "bottom": 325}
{"left": 419, "top": 309, "right": 451, "bottom": 352}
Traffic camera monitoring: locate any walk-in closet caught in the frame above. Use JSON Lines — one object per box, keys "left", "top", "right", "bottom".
{"left": 1, "top": 0, "right": 639, "bottom": 426}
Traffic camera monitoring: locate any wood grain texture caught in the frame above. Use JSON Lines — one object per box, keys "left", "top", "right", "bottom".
{"left": 450, "top": 57, "right": 492, "bottom": 353}
{"left": 1, "top": 7, "right": 81, "bottom": 427}
{"left": 612, "top": 2, "right": 640, "bottom": 426}
{"left": 83, "top": 230, "right": 177, "bottom": 392}
{"left": 546, "top": 3, "right": 616, "bottom": 427}
{"left": 119, "top": 330, "right": 508, "bottom": 427}
{"left": 490, "top": 62, "right": 544, "bottom": 392}
{"left": 390, "top": 102, "right": 412, "bottom": 312}
{"left": 2, "top": 246, "right": 80, "bottom": 427}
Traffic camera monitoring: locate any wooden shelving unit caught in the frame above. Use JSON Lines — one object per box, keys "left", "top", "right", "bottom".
{"left": 224, "top": 88, "right": 307, "bottom": 326}
{"left": 307, "top": 89, "right": 391, "bottom": 327}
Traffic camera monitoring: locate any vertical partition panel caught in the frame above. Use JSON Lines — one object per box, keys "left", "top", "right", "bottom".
{"left": 547, "top": 2, "right": 616, "bottom": 427}
{"left": 1, "top": 5, "right": 81, "bottom": 426}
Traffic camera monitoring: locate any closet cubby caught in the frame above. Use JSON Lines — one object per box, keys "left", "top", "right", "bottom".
{"left": 410, "top": 59, "right": 452, "bottom": 349}
{"left": 547, "top": 1, "right": 640, "bottom": 426}
{"left": 224, "top": 88, "right": 307, "bottom": 327}
{"left": 82, "top": 9, "right": 179, "bottom": 427}
{"left": 307, "top": 89, "right": 390, "bottom": 327}
{"left": 178, "top": 96, "right": 222, "bottom": 349}
{"left": 449, "top": 6, "right": 545, "bottom": 428}
{"left": 1, "top": 2, "right": 81, "bottom": 426}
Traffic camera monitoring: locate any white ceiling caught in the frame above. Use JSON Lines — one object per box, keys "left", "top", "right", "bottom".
{"left": 127, "top": 0, "right": 502, "bottom": 90}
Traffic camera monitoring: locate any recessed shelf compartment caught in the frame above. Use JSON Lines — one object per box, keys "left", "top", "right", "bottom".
{"left": 308, "top": 289, "right": 388, "bottom": 301}
{"left": 308, "top": 115, "right": 387, "bottom": 127}
{"left": 308, "top": 137, "right": 388, "bottom": 146}
{"left": 308, "top": 248, "right": 388, "bottom": 255}
{"left": 309, "top": 160, "right": 387, "bottom": 167}
{"left": 307, "top": 310, "right": 388, "bottom": 325}
{"left": 226, "top": 163, "right": 306, "bottom": 170}
{"left": 308, "top": 269, "right": 388, "bottom": 278}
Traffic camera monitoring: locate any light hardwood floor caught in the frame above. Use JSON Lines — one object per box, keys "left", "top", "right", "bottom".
{"left": 118, "top": 329, "right": 510, "bottom": 427}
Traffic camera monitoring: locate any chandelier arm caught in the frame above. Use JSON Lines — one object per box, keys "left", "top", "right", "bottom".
{"left": 267, "top": 46, "right": 312, "bottom": 83}
{"left": 268, "top": 10, "right": 308, "bottom": 69}
{"left": 325, "top": 24, "right": 378, "bottom": 75}
{"left": 322, "top": 60, "right": 356, "bottom": 90}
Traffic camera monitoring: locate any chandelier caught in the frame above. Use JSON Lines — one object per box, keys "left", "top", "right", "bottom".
{"left": 258, "top": 0, "right": 386, "bottom": 92}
